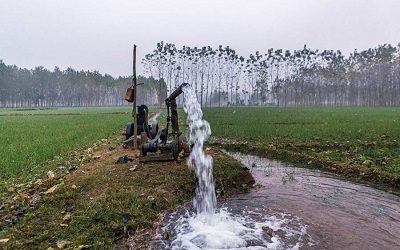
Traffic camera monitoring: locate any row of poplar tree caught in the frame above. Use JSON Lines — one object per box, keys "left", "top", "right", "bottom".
{"left": 142, "top": 42, "right": 400, "bottom": 107}
{"left": 0, "top": 60, "right": 166, "bottom": 108}
{"left": 2, "top": 42, "right": 399, "bottom": 108}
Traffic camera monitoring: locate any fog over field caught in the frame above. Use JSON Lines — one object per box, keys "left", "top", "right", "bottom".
{"left": 1, "top": 0, "right": 400, "bottom": 76}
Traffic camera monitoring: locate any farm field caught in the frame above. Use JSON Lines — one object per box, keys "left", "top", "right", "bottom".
{"left": 1, "top": 106, "right": 400, "bottom": 248}
{"left": 2, "top": 106, "right": 399, "bottom": 191}
{"left": 0, "top": 107, "right": 132, "bottom": 191}
{"left": 3, "top": 1, "right": 400, "bottom": 248}
{"left": 204, "top": 107, "right": 400, "bottom": 189}
{"left": 0, "top": 107, "right": 252, "bottom": 249}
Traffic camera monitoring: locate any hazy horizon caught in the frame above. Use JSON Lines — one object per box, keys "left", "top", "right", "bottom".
{"left": 1, "top": 0, "right": 400, "bottom": 77}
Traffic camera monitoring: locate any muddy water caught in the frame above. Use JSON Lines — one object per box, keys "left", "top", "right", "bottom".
{"left": 151, "top": 152, "right": 400, "bottom": 250}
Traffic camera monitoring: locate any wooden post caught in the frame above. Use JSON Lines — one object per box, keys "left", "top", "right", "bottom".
{"left": 132, "top": 45, "right": 138, "bottom": 149}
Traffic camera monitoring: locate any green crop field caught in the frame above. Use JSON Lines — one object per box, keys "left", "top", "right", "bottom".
{"left": 204, "top": 107, "right": 400, "bottom": 188}
{"left": 0, "top": 107, "right": 133, "bottom": 190}
{"left": 1, "top": 105, "right": 400, "bottom": 248}
{"left": 204, "top": 107, "right": 400, "bottom": 143}
{"left": 0, "top": 107, "right": 252, "bottom": 248}
{"left": 1, "top": 106, "right": 399, "bottom": 192}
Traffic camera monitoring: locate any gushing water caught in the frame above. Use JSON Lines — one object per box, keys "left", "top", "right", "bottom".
{"left": 172, "top": 84, "right": 311, "bottom": 249}
{"left": 183, "top": 84, "right": 216, "bottom": 214}
{"left": 149, "top": 111, "right": 162, "bottom": 124}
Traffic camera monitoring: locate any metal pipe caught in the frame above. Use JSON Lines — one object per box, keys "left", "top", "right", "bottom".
{"left": 165, "top": 83, "right": 188, "bottom": 134}
{"left": 166, "top": 82, "right": 188, "bottom": 101}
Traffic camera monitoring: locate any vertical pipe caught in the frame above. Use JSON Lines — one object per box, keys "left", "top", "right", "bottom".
{"left": 133, "top": 45, "right": 138, "bottom": 149}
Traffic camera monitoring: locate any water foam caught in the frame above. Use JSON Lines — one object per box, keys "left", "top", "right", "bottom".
{"left": 155, "top": 208, "right": 309, "bottom": 250}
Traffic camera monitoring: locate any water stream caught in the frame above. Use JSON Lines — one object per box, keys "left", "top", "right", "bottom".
{"left": 182, "top": 84, "right": 216, "bottom": 214}
{"left": 151, "top": 152, "right": 400, "bottom": 249}
{"left": 150, "top": 85, "right": 400, "bottom": 249}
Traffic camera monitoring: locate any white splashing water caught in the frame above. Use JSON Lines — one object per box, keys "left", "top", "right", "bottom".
{"left": 157, "top": 208, "right": 310, "bottom": 250}
{"left": 183, "top": 84, "right": 216, "bottom": 214}
{"left": 149, "top": 111, "right": 162, "bottom": 125}
{"left": 178, "top": 84, "right": 311, "bottom": 249}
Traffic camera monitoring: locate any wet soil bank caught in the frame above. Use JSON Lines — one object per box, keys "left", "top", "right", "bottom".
{"left": 216, "top": 141, "right": 400, "bottom": 194}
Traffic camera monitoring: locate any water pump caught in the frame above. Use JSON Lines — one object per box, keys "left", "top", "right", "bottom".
{"left": 141, "top": 83, "right": 190, "bottom": 161}
{"left": 125, "top": 104, "right": 158, "bottom": 140}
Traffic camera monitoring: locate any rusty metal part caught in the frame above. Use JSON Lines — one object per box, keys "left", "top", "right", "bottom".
{"left": 165, "top": 83, "right": 188, "bottom": 135}
{"left": 140, "top": 132, "right": 148, "bottom": 145}
{"left": 124, "top": 87, "right": 135, "bottom": 102}
{"left": 140, "top": 83, "right": 191, "bottom": 161}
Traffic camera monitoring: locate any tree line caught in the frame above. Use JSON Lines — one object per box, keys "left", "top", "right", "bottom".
{"left": 142, "top": 42, "right": 400, "bottom": 106}
{"left": 0, "top": 60, "right": 166, "bottom": 108}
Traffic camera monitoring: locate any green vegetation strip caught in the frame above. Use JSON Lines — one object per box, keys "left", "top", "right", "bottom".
{"left": 0, "top": 107, "right": 132, "bottom": 191}
{"left": 204, "top": 107, "right": 400, "bottom": 191}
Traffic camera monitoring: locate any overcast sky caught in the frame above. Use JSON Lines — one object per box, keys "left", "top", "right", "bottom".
{"left": 1, "top": 0, "right": 399, "bottom": 77}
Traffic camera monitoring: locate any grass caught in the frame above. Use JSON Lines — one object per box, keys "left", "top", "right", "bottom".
{"left": 2, "top": 105, "right": 399, "bottom": 247}
{"left": 0, "top": 107, "right": 132, "bottom": 191}
{"left": 0, "top": 106, "right": 253, "bottom": 248}
{"left": 204, "top": 107, "right": 400, "bottom": 190}
{"left": 0, "top": 133, "right": 252, "bottom": 249}
{"left": 204, "top": 107, "right": 400, "bottom": 143}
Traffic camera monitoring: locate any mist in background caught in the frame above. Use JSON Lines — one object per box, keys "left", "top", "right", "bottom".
{"left": 1, "top": 0, "right": 400, "bottom": 77}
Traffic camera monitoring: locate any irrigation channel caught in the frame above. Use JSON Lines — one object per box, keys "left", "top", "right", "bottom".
{"left": 150, "top": 85, "right": 400, "bottom": 250}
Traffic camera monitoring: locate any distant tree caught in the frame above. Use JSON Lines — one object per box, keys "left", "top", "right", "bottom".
{"left": 141, "top": 42, "right": 400, "bottom": 107}
{"left": 0, "top": 61, "right": 164, "bottom": 108}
